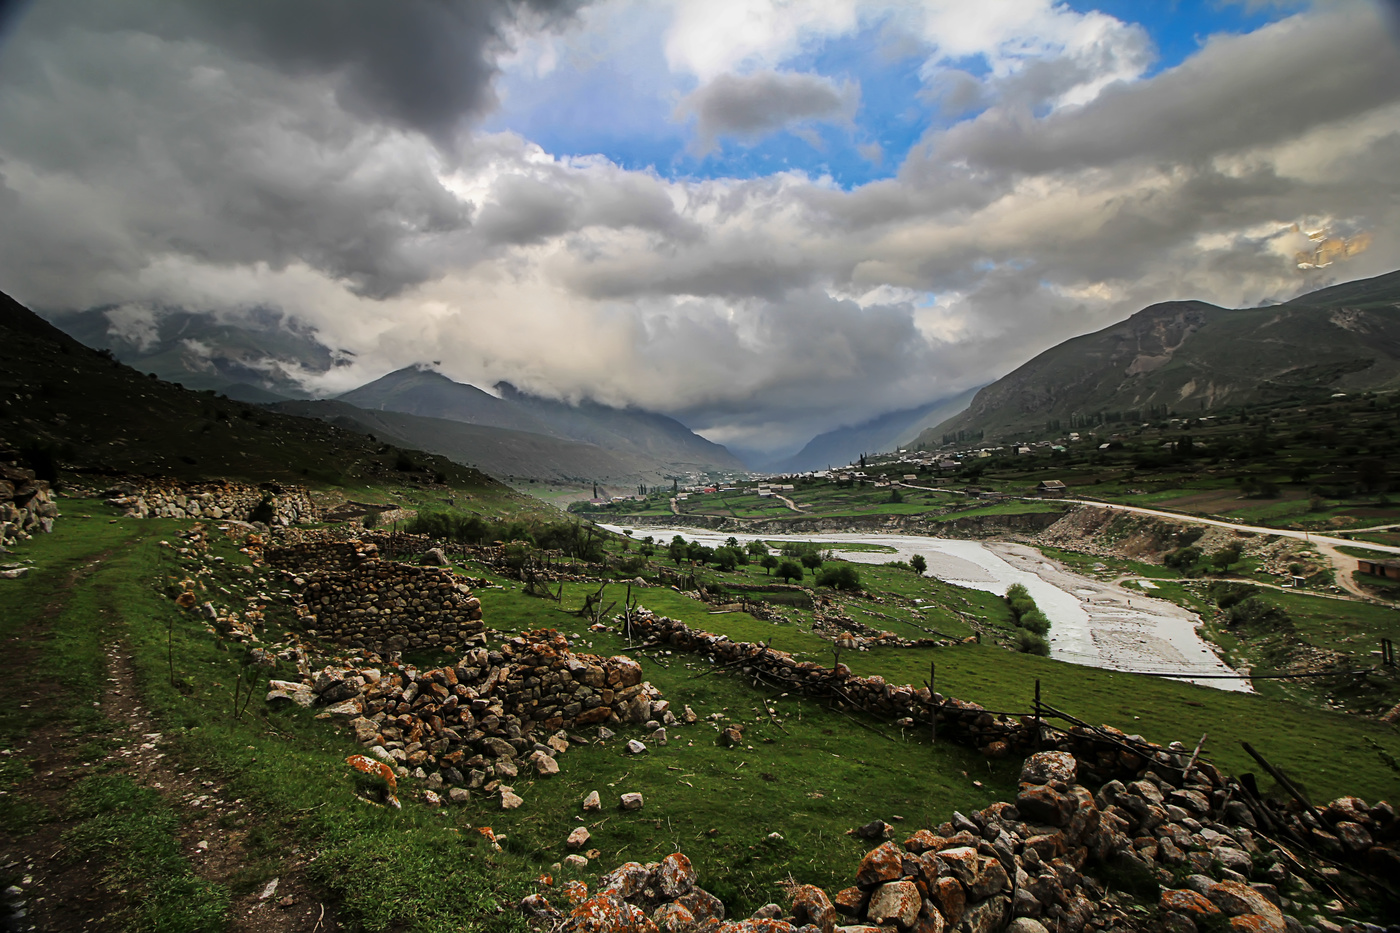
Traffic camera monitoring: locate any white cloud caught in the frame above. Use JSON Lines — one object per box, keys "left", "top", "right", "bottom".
{"left": 1, "top": 0, "right": 1398, "bottom": 455}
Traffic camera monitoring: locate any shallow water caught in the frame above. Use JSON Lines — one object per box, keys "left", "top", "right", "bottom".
{"left": 601, "top": 524, "right": 1250, "bottom": 692}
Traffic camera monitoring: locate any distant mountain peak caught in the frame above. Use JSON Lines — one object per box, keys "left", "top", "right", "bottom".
{"left": 918, "top": 269, "right": 1400, "bottom": 446}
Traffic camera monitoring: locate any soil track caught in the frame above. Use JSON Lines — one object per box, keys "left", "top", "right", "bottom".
{"left": 0, "top": 542, "right": 341, "bottom": 932}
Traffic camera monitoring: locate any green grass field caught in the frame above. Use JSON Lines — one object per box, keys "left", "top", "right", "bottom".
{"left": 5, "top": 502, "right": 1400, "bottom": 931}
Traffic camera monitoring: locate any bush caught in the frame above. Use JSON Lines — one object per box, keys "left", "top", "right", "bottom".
{"left": 815, "top": 565, "right": 861, "bottom": 591}
{"left": 1163, "top": 546, "right": 1202, "bottom": 570}
{"left": 1017, "top": 631, "right": 1050, "bottom": 655}
{"left": 776, "top": 560, "right": 804, "bottom": 584}
{"left": 1018, "top": 609, "right": 1050, "bottom": 635}
{"left": 1211, "top": 545, "right": 1242, "bottom": 571}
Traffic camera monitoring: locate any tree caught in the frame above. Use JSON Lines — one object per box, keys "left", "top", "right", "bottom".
{"left": 800, "top": 552, "right": 823, "bottom": 573}
{"left": 746, "top": 540, "right": 768, "bottom": 558}
{"left": 815, "top": 565, "right": 861, "bottom": 591}
{"left": 888, "top": 488, "right": 903, "bottom": 503}
{"left": 725, "top": 536, "right": 740, "bottom": 549}
{"left": 760, "top": 554, "right": 779, "bottom": 575}
{"left": 776, "top": 560, "right": 804, "bottom": 583}
{"left": 1211, "top": 546, "right": 1242, "bottom": 571}
{"left": 668, "top": 535, "right": 688, "bottom": 565}
{"left": 910, "top": 554, "right": 927, "bottom": 575}
{"left": 713, "top": 547, "right": 739, "bottom": 572}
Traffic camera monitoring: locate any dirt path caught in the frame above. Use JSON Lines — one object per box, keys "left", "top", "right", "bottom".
{"left": 1055, "top": 498, "right": 1397, "bottom": 602}
{"left": 774, "top": 494, "right": 803, "bottom": 513}
{"left": 0, "top": 543, "right": 341, "bottom": 933}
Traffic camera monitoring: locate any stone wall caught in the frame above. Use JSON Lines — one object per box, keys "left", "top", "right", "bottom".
{"left": 527, "top": 747, "right": 1397, "bottom": 933}
{"left": 100, "top": 478, "right": 318, "bottom": 525}
{"left": 268, "top": 631, "right": 674, "bottom": 802}
{"left": 292, "top": 559, "right": 487, "bottom": 653}
{"left": 0, "top": 455, "right": 58, "bottom": 549}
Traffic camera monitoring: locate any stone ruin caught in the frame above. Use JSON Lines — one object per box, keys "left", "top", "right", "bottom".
{"left": 268, "top": 630, "right": 679, "bottom": 807}
{"left": 98, "top": 477, "right": 318, "bottom": 525}
{"left": 0, "top": 453, "right": 57, "bottom": 551}
{"left": 523, "top": 749, "right": 1397, "bottom": 933}
{"left": 518, "top": 608, "right": 1398, "bottom": 933}
{"left": 271, "top": 540, "right": 488, "bottom": 654}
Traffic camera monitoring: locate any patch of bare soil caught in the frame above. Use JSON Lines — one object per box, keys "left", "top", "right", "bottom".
{"left": 0, "top": 554, "right": 342, "bottom": 932}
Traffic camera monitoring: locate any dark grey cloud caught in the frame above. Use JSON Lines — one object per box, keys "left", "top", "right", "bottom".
{"left": 935, "top": 5, "right": 1400, "bottom": 176}
{"left": 676, "top": 70, "right": 857, "bottom": 154}
{"left": 46, "top": 0, "right": 585, "bottom": 144}
{"left": 0, "top": 0, "right": 1397, "bottom": 457}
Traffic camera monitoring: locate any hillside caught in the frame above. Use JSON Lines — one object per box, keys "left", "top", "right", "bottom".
{"left": 921, "top": 269, "right": 1400, "bottom": 445}
{"left": 275, "top": 398, "right": 704, "bottom": 484}
{"left": 47, "top": 306, "right": 333, "bottom": 400}
{"left": 0, "top": 290, "right": 515, "bottom": 500}
{"left": 340, "top": 367, "right": 746, "bottom": 475}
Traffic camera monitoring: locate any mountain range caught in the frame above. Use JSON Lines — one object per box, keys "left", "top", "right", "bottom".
{"left": 920, "top": 269, "right": 1400, "bottom": 446}
{"left": 761, "top": 387, "right": 980, "bottom": 473}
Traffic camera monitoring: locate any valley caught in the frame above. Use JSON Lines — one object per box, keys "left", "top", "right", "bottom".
{"left": 3, "top": 283, "right": 1400, "bottom": 933}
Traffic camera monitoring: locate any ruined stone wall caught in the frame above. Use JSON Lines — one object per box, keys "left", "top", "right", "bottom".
{"left": 269, "top": 631, "right": 672, "bottom": 798}
{"left": 293, "top": 559, "right": 486, "bottom": 653}
{"left": 0, "top": 457, "right": 58, "bottom": 548}
{"left": 527, "top": 747, "right": 1398, "bottom": 933}
{"left": 100, "top": 478, "right": 318, "bottom": 525}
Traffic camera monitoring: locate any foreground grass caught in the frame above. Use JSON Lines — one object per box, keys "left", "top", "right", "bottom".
{"left": 6, "top": 509, "right": 1400, "bottom": 931}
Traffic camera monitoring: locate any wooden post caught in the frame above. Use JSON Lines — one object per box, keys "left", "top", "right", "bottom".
{"left": 1183, "top": 732, "right": 1208, "bottom": 782}
{"left": 926, "top": 662, "right": 937, "bottom": 747}
{"left": 1241, "top": 741, "right": 1314, "bottom": 811}
{"left": 1033, "top": 679, "right": 1042, "bottom": 751}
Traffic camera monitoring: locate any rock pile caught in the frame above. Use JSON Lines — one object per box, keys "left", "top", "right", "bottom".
{"left": 290, "top": 555, "right": 487, "bottom": 653}
{"left": 0, "top": 455, "right": 58, "bottom": 548}
{"left": 523, "top": 751, "right": 1397, "bottom": 933}
{"left": 520, "top": 853, "right": 731, "bottom": 933}
{"left": 100, "top": 478, "right": 317, "bottom": 525}
{"left": 268, "top": 630, "right": 672, "bottom": 801}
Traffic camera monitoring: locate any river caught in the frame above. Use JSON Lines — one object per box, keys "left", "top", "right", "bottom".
{"left": 599, "top": 524, "right": 1250, "bottom": 692}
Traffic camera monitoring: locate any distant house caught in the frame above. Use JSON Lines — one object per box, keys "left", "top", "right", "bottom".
{"left": 903, "top": 474, "right": 918, "bottom": 481}
{"left": 1358, "top": 558, "right": 1400, "bottom": 580}
{"left": 1037, "top": 480, "right": 1068, "bottom": 498}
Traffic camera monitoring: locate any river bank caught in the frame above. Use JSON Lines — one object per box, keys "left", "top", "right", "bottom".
{"left": 600, "top": 523, "right": 1250, "bottom": 692}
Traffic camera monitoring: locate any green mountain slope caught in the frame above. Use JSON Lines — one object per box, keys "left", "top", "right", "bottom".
{"left": 921, "top": 269, "right": 1400, "bottom": 445}
{"left": 0, "top": 290, "right": 509, "bottom": 497}
{"left": 47, "top": 307, "right": 336, "bottom": 399}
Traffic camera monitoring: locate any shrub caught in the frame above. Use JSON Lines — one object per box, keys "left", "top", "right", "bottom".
{"left": 1018, "top": 609, "right": 1051, "bottom": 635}
{"left": 815, "top": 565, "right": 861, "bottom": 591}
{"left": 776, "top": 560, "right": 804, "bottom": 584}
{"left": 1016, "top": 631, "right": 1050, "bottom": 655}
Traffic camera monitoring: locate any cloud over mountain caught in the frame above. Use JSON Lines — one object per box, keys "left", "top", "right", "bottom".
{"left": 1, "top": 0, "right": 1397, "bottom": 456}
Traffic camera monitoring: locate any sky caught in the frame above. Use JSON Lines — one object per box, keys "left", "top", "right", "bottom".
{"left": 1, "top": 0, "right": 1398, "bottom": 458}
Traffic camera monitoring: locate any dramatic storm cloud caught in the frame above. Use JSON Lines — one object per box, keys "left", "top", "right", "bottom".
{"left": 1, "top": 0, "right": 1398, "bottom": 457}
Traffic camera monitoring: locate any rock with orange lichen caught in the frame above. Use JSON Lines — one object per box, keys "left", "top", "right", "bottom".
{"left": 1159, "top": 889, "right": 1221, "bottom": 917}
{"left": 788, "top": 884, "right": 835, "bottom": 933}
{"left": 564, "top": 894, "right": 660, "bottom": 933}
{"left": 855, "top": 842, "right": 904, "bottom": 887}
{"left": 656, "top": 853, "right": 697, "bottom": 899}
{"left": 652, "top": 902, "right": 696, "bottom": 933}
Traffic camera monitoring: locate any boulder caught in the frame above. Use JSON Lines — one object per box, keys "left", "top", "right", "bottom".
{"left": 657, "top": 853, "right": 696, "bottom": 899}
{"left": 866, "top": 880, "right": 920, "bottom": 929}
{"left": 855, "top": 842, "right": 903, "bottom": 887}
{"left": 1020, "top": 751, "right": 1077, "bottom": 786}
{"left": 789, "top": 885, "right": 836, "bottom": 933}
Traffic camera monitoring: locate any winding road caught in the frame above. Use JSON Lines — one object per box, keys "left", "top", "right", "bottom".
{"left": 1058, "top": 497, "right": 1398, "bottom": 600}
